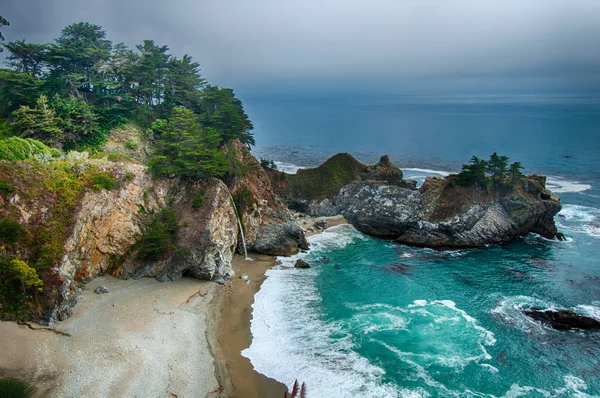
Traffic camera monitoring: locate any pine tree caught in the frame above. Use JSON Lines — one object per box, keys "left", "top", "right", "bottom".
{"left": 149, "top": 107, "right": 227, "bottom": 180}
{"left": 13, "top": 95, "right": 64, "bottom": 146}
{"left": 509, "top": 162, "right": 525, "bottom": 185}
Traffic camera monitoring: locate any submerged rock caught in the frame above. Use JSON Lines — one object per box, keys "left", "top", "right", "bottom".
{"left": 294, "top": 259, "right": 311, "bottom": 269}
{"left": 524, "top": 309, "right": 600, "bottom": 331}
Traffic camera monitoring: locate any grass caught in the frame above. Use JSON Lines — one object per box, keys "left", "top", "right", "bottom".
{"left": 0, "top": 378, "right": 36, "bottom": 398}
{"left": 289, "top": 153, "right": 367, "bottom": 200}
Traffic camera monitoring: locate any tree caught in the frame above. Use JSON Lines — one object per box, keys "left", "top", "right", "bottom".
{"left": 13, "top": 95, "right": 63, "bottom": 146}
{"left": 456, "top": 155, "right": 489, "bottom": 186}
{"left": 134, "top": 40, "right": 171, "bottom": 106}
{"left": 0, "top": 15, "right": 8, "bottom": 51}
{"left": 45, "top": 23, "right": 112, "bottom": 96}
{"left": 0, "top": 69, "right": 43, "bottom": 117}
{"left": 149, "top": 107, "right": 227, "bottom": 180}
{"left": 163, "top": 54, "right": 206, "bottom": 112}
{"left": 4, "top": 41, "right": 47, "bottom": 77}
{"left": 509, "top": 162, "right": 524, "bottom": 185}
{"left": 52, "top": 95, "right": 101, "bottom": 150}
{"left": 487, "top": 152, "right": 509, "bottom": 183}
{"left": 10, "top": 259, "right": 44, "bottom": 294}
{"left": 198, "top": 86, "right": 255, "bottom": 146}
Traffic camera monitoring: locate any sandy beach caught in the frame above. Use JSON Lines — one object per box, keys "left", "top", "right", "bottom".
{"left": 0, "top": 215, "right": 347, "bottom": 398}
{"left": 1, "top": 276, "right": 220, "bottom": 398}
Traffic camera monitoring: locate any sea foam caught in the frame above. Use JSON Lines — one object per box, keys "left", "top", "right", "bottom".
{"left": 242, "top": 225, "right": 403, "bottom": 397}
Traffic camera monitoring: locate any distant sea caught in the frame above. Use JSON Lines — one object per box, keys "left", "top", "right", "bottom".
{"left": 243, "top": 93, "right": 600, "bottom": 397}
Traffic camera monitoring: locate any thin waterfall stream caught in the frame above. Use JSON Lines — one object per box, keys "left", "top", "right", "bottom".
{"left": 230, "top": 194, "right": 250, "bottom": 260}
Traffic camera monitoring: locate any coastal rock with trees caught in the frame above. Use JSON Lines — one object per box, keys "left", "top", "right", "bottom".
{"left": 268, "top": 152, "right": 563, "bottom": 248}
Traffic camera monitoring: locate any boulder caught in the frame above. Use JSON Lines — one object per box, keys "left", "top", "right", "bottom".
{"left": 249, "top": 221, "right": 309, "bottom": 256}
{"left": 94, "top": 286, "right": 109, "bottom": 294}
{"left": 524, "top": 309, "right": 600, "bottom": 331}
{"left": 314, "top": 219, "right": 328, "bottom": 231}
{"left": 294, "top": 259, "right": 311, "bottom": 269}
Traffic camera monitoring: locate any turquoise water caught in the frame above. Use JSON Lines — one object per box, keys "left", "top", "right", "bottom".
{"left": 242, "top": 93, "right": 600, "bottom": 397}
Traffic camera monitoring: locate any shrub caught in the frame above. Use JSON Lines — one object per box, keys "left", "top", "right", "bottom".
{"left": 259, "top": 158, "right": 277, "bottom": 169}
{"left": 124, "top": 172, "right": 135, "bottom": 181}
{"left": 124, "top": 138, "right": 139, "bottom": 151}
{"left": 107, "top": 152, "right": 135, "bottom": 163}
{"left": 0, "top": 137, "right": 60, "bottom": 161}
{"left": 232, "top": 187, "right": 255, "bottom": 212}
{"left": 0, "top": 180, "right": 15, "bottom": 196}
{"left": 10, "top": 259, "right": 44, "bottom": 292}
{"left": 136, "top": 209, "right": 179, "bottom": 260}
{"left": 0, "top": 218, "right": 27, "bottom": 244}
{"left": 0, "top": 378, "right": 36, "bottom": 398}
{"left": 192, "top": 189, "right": 207, "bottom": 210}
{"left": 89, "top": 171, "right": 121, "bottom": 191}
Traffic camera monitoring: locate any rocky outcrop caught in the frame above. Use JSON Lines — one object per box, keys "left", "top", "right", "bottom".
{"left": 120, "top": 179, "right": 238, "bottom": 283}
{"left": 45, "top": 166, "right": 240, "bottom": 323}
{"left": 524, "top": 309, "right": 600, "bottom": 331}
{"left": 335, "top": 175, "right": 561, "bottom": 247}
{"left": 248, "top": 221, "right": 309, "bottom": 256}
{"left": 277, "top": 154, "right": 562, "bottom": 248}
{"left": 224, "top": 140, "right": 308, "bottom": 256}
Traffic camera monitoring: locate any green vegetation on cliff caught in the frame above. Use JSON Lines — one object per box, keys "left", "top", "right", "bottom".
{"left": 455, "top": 153, "right": 524, "bottom": 187}
{"left": 282, "top": 153, "right": 368, "bottom": 200}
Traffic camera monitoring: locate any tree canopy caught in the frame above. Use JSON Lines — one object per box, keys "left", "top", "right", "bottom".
{"left": 455, "top": 153, "right": 524, "bottom": 187}
{"left": 0, "top": 21, "right": 255, "bottom": 153}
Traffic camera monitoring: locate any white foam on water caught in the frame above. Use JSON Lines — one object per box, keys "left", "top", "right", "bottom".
{"left": 480, "top": 364, "right": 499, "bottom": 373}
{"left": 490, "top": 295, "right": 558, "bottom": 334}
{"left": 574, "top": 304, "right": 600, "bottom": 320}
{"left": 403, "top": 168, "right": 451, "bottom": 177}
{"left": 503, "top": 375, "right": 597, "bottom": 398}
{"left": 432, "top": 300, "right": 496, "bottom": 346}
{"left": 556, "top": 204, "right": 600, "bottom": 239}
{"left": 243, "top": 224, "right": 404, "bottom": 398}
{"left": 558, "top": 204, "right": 598, "bottom": 222}
{"left": 546, "top": 176, "right": 592, "bottom": 193}
{"left": 273, "top": 161, "right": 305, "bottom": 174}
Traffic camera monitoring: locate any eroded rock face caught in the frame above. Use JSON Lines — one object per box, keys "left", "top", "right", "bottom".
{"left": 224, "top": 140, "right": 308, "bottom": 256}
{"left": 48, "top": 170, "right": 239, "bottom": 323}
{"left": 305, "top": 174, "right": 561, "bottom": 248}
{"left": 249, "top": 221, "right": 309, "bottom": 256}
{"left": 121, "top": 179, "right": 238, "bottom": 283}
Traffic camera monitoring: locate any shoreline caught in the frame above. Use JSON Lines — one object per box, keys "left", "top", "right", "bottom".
{"left": 0, "top": 215, "right": 348, "bottom": 398}
{"left": 211, "top": 214, "right": 348, "bottom": 397}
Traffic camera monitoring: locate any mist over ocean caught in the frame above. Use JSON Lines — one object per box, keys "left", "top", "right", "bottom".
{"left": 243, "top": 92, "right": 600, "bottom": 397}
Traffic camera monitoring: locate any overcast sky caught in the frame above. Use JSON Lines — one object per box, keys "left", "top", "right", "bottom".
{"left": 2, "top": 0, "right": 600, "bottom": 94}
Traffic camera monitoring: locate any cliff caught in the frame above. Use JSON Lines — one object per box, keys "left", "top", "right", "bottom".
{"left": 269, "top": 154, "right": 562, "bottom": 248}
{"left": 0, "top": 142, "right": 307, "bottom": 323}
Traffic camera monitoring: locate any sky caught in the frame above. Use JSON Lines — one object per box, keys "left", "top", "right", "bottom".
{"left": 2, "top": 0, "right": 600, "bottom": 94}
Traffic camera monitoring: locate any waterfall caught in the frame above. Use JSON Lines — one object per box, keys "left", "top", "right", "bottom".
{"left": 230, "top": 194, "right": 249, "bottom": 260}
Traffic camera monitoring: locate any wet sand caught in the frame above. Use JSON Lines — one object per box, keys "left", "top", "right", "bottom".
{"left": 212, "top": 254, "right": 288, "bottom": 398}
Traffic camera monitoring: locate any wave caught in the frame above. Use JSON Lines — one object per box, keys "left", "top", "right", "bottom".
{"left": 546, "top": 176, "right": 592, "bottom": 193}
{"left": 556, "top": 204, "right": 600, "bottom": 239}
{"left": 273, "top": 161, "right": 305, "bottom": 174}
{"left": 490, "top": 295, "right": 600, "bottom": 334}
{"left": 243, "top": 224, "right": 403, "bottom": 397}
{"left": 503, "top": 375, "right": 597, "bottom": 398}
{"left": 402, "top": 168, "right": 451, "bottom": 177}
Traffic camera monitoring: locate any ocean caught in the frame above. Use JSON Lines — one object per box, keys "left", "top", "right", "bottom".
{"left": 242, "top": 93, "right": 600, "bottom": 397}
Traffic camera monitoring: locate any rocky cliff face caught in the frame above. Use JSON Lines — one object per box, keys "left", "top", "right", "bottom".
{"left": 330, "top": 174, "right": 561, "bottom": 248}
{"left": 274, "top": 154, "right": 562, "bottom": 248}
{"left": 224, "top": 140, "right": 308, "bottom": 256}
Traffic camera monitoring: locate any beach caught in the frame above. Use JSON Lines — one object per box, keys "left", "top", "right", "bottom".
{"left": 0, "top": 214, "right": 346, "bottom": 397}
{"left": 0, "top": 276, "right": 220, "bottom": 398}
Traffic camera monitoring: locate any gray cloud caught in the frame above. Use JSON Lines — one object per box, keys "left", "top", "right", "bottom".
{"left": 2, "top": 0, "right": 600, "bottom": 93}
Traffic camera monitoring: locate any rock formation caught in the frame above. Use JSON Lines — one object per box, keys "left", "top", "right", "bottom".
{"left": 524, "top": 309, "right": 600, "bottom": 331}
{"left": 270, "top": 153, "right": 562, "bottom": 248}
{"left": 224, "top": 140, "right": 308, "bottom": 256}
